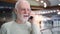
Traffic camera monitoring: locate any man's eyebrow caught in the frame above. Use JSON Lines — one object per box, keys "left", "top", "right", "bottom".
{"left": 19, "top": 8, "right": 31, "bottom": 9}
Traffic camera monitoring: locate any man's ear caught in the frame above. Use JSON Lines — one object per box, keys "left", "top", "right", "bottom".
{"left": 14, "top": 8, "right": 17, "bottom": 14}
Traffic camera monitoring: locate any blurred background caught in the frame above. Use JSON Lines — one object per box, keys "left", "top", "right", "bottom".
{"left": 0, "top": 0, "right": 60, "bottom": 34}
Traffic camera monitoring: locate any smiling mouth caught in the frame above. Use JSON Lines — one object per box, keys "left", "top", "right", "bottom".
{"left": 24, "top": 15, "right": 29, "bottom": 17}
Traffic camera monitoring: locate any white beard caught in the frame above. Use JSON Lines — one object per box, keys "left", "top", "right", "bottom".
{"left": 17, "top": 14, "right": 29, "bottom": 23}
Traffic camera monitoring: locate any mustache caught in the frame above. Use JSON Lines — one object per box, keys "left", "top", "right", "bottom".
{"left": 23, "top": 14, "right": 29, "bottom": 17}
{"left": 18, "top": 14, "right": 30, "bottom": 17}
{"left": 23, "top": 14, "right": 29, "bottom": 15}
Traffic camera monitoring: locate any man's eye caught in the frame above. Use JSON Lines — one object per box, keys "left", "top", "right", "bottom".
{"left": 19, "top": 8, "right": 31, "bottom": 11}
{"left": 20, "top": 9, "right": 25, "bottom": 11}
{"left": 27, "top": 9, "right": 31, "bottom": 11}
{"left": 22, "top": 9, "right": 25, "bottom": 10}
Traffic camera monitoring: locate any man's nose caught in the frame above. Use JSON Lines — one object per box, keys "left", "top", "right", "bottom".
{"left": 24, "top": 9, "right": 29, "bottom": 14}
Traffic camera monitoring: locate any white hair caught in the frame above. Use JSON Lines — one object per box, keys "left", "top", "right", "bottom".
{"left": 15, "top": 0, "right": 30, "bottom": 9}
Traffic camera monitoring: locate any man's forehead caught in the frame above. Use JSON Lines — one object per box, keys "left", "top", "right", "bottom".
{"left": 17, "top": 1, "right": 30, "bottom": 8}
{"left": 15, "top": 0, "right": 30, "bottom": 9}
{"left": 18, "top": 0, "right": 30, "bottom": 6}
{"left": 18, "top": 4, "right": 30, "bottom": 9}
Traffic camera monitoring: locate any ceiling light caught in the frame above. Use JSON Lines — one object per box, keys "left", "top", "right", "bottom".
{"left": 40, "top": 0, "right": 44, "bottom": 3}
{"left": 44, "top": 2, "right": 47, "bottom": 8}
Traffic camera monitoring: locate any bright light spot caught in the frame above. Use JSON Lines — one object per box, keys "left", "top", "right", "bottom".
{"left": 53, "top": 10, "right": 56, "bottom": 12}
{"left": 47, "top": 11, "right": 50, "bottom": 13}
{"left": 36, "top": 0, "right": 39, "bottom": 1}
{"left": 57, "top": 9, "right": 59, "bottom": 11}
{"left": 58, "top": 4, "right": 60, "bottom": 5}
{"left": 42, "top": 12, "right": 46, "bottom": 14}
{"left": 44, "top": 2, "right": 47, "bottom": 8}
{"left": 50, "top": 11, "right": 53, "bottom": 13}
{"left": 58, "top": 12, "right": 60, "bottom": 14}
{"left": 40, "top": 0, "right": 44, "bottom": 3}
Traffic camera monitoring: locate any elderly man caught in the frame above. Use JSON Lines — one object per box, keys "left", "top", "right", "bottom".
{"left": 0, "top": 0, "right": 40, "bottom": 34}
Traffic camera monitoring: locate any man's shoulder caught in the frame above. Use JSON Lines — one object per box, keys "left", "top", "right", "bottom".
{"left": 1, "top": 21, "right": 15, "bottom": 28}
{"left": 26, "top": 22, "right": 31, "bottom": 25}
{"left": 26, "top": 22, "right": 31, "bottom": 27}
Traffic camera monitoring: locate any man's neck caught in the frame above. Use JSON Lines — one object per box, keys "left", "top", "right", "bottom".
{"left": 16, "top": 18, "right": 25, "bottom": 24}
